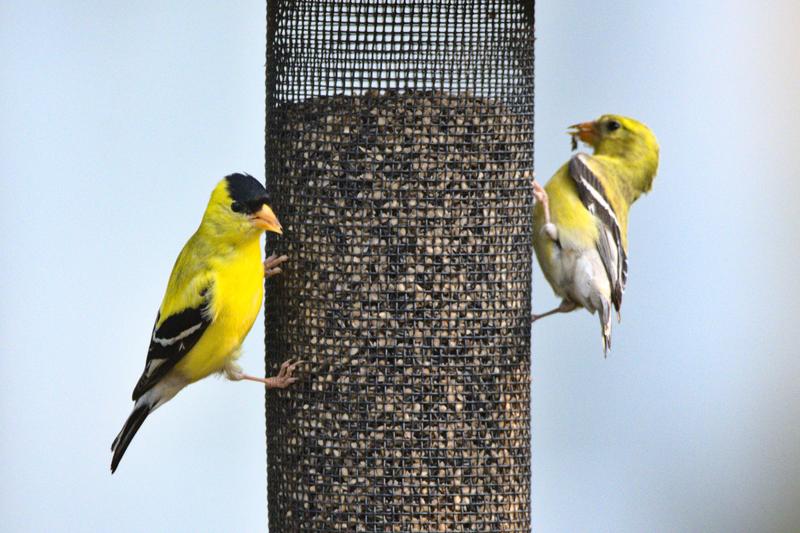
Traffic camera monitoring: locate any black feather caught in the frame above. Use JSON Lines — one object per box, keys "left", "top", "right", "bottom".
{"left": 110, "top": 404, "right": 151, "bottom": 473}
{"left": 225, "top": 173, "right": 269, "bottom": 214}
{"left": 132, "top": 289, "right": 212, "bottom": 401}
{"left": 568, "top": 154, "right": 628, "bottom": 311}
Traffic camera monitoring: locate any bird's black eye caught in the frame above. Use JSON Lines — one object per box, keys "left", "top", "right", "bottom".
{"left": 607, "top": 120, "right": 621, "bottom": 132}
{"left": 231, "top": 201, "right": 246, "bottom": 213}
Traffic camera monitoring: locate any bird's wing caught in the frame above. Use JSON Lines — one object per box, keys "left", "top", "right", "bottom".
{"left": 132, "top": 284, "right": 213, "bottom": 401}
{"left": 568, "top": 153, "right": 628, "bottom": 311}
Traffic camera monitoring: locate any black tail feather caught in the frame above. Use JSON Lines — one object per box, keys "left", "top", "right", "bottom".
{"left": 110, "top": 404, "right": 151, "bottom": 473}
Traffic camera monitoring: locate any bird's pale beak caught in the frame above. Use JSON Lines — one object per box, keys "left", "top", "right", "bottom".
{"left": 568, "top": 121, "right": 599, "bottom": 147}
{"left": 251, "top": 205, "right": 283, "bottom": 234}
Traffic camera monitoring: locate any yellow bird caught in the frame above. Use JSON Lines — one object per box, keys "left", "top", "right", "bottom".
{"left": 111, "top": 173, "right": 298, "bottom": 473}
{"left": 532, "top": 115, "right": 659, "bottom": 355}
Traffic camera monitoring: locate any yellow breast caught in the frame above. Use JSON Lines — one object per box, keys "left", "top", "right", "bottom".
{"left": 174, "top": 238, "right": 264, "bottom": 382}
{"left": 532, "top": 166, "right": 599, "bottom": 295}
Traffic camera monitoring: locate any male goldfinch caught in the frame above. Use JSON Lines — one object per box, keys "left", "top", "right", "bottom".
{"left": 111, "top": 173, "right": 299, "bottom": 473}
{"left": 532, "top": 115, "right": 659, "bottom": 355}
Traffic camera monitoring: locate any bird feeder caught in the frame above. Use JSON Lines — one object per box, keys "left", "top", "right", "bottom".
{"left": 264, "top": 1, "right": 534, "bottom": 531}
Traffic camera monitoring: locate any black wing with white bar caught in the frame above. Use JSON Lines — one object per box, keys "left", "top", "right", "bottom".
{"left": 132, "top": 288, "right": 212, "bottom": 400}
{"left": 568, "top": 154, "right": 628, "bottom": 311}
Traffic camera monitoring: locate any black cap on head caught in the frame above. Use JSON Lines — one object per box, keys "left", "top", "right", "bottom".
{"left": 225, "top": 173, "right": 269, "bottom": 214}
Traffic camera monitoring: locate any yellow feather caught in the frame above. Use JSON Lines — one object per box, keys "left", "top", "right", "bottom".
{"left": 172, "top": 236, "right": 264, "bottom": 382}
{"left": 531, "top": 114, "right": 659, "bottom": 353}
{"left": 156, "top": 179, "right": 268, "bottom": 383}
{"left": 111, "top": 173, "right": 283, "bottom": 473}
{"left": 532, "top": 162, "right": 598, "bottom": 298}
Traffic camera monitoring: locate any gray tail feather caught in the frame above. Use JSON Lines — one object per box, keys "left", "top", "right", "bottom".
{"left": 110, "top": 404, "right": 151, "bottom": 473}
{"left": 600, "top": 301, "right": 612, "bottom": 357}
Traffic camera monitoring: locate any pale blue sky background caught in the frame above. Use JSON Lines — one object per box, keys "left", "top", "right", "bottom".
{"left": 1, "top": 1, "right": 799, "bottom": 532}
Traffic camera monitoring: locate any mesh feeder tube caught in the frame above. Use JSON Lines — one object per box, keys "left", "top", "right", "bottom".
{"left": 264, "top": 2, "right": 534, "bottom": 531}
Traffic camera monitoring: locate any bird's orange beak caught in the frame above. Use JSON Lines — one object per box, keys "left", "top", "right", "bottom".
{"left": 251, "top": 204, "right": 283, "bottom": 234}
{"left": 568, "top": 121, "right": 599, "bottom": 147}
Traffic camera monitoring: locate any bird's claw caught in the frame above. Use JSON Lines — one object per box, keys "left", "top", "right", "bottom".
{"left": 264, "top": 254, "right": 289, "bottom": 279}
{"left": 532, "top": 299, "right": 576, "bottom": 323}
{"left": 532, "top": 180, "right": 554, "bottom": 227}
{"left": 532, "top": 180, "right": 546, "bottom": 203}
{"left": 267, "top": 358, "right": 303, "bottom": 389}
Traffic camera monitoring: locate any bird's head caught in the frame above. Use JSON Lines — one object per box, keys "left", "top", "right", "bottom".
{"left": 202, "top": 173, "right": 283, "bottom": 241}
{"left": 569, "top": 114, "right": 659, "bottom": 196}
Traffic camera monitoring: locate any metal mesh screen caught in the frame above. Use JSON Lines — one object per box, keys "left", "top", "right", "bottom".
{"left": 264, "top": 1, "right": 534, "bottom": 531}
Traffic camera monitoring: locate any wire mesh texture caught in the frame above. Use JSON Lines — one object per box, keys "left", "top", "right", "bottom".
{"left": 264, "top": 1, "right": 534, "bottom": 531}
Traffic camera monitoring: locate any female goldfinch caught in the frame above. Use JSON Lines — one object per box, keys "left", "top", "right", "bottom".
{"left": 532, "top": 115, "right": 659, "bottom": 355}
{"left": 111, "top": 173, "right": 299, "bottom": 473}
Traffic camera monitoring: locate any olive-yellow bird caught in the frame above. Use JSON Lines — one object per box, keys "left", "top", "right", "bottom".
{"left": 111, "top": 173, "right": 298, "bottom": 473}
{"left": 532, "top": 115, "right": 659, "bottom": 355}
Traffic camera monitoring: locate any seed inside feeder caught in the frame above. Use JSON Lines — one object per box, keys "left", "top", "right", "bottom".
{"left": 265, "top": 90, "right": 532, "bottom": 532}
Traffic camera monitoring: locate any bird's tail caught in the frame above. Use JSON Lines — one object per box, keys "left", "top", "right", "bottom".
{"left": 110, "top": 401, "right": 151, "bottom": 473}
{"left": 599, "top": 301, "right": 612, "bottom": 357}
